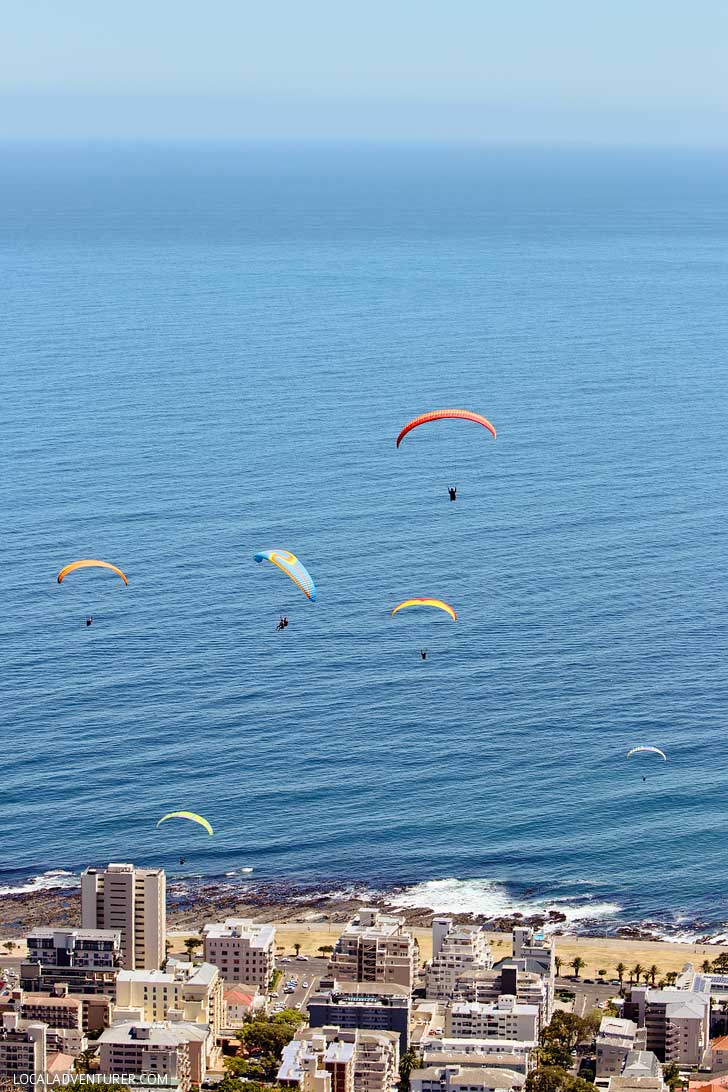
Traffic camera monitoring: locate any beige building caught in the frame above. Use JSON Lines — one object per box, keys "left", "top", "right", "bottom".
{"left": 114, "top": 958, "right": 224, "bottom": 1054}
{"left": 445, "top": 999, "right": 539, "bottom": 1043}
{"left": 411, "top": 1064, "right": 525, "bottom": 1092}
{"left": 202, "top": 919, "right": 275, "bottom": 987}
{"left": 623, "top": 988, "right": 710, "bottom": 1066}
{"left": 82, "top": 862, "right": 166, "bottom": 970}
{"left": 280, "top": 1026, "right": 400, "bottom": 1092}
{"left": 98, "top": 1020, "right": 210, "bottom": 1092}
{"left": 0, "top": 1012, "right": 47, "bottom": 1081}
{"left": 427, "top": 922, "right": 493, "bottom": 1001}
{"left": 329, "top": 909, "right": 418, "bottom": 990}
{"left": 11, "top": 989, "right": 85, "bottom": 1056}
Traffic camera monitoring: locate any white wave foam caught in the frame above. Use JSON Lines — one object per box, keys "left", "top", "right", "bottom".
{"left": 0, "top": 870, "right": 78, "bottom": 897}
{"left": 388, "top": 877, "right": 621, "bottom": 926}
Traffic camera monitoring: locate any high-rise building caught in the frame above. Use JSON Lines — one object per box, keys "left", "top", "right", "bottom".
{"left": 622, "top": 988, "right": 710, "bottom": 1066}
{"left": 329, "top": 909, "right": 418, "bottom": 990}
{"left": 202, "top": 919, "right": 276, "bottom": 987}
{"left": 445, "top": 998, "right": 539, "bottom": 1044}
{"left": 98, "top": 1021, "right": 211, "bottom": 1092}
{"left": 279, "top": 1027, "right": 400, "bottom": 1092}
{"left": 81, "top": 863, "right": 166, "bottom": 970}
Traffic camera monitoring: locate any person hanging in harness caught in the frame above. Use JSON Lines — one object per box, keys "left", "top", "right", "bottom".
{"left": 448, "top": 486, "right": 457, "bottom": 502}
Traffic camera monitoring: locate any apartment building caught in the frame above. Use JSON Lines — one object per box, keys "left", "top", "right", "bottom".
{"left": 81, "top": 862, "right": 166, "bottom": 970}
{"left": 202, "top": 919, "right": 275, "bottom": 987}
{"left": 308, "top": 979, "right": 411, "bottom": 1050}
{"left": 21, "top": 928, "right": 122, "bottom": 996}
{"left": 410, "top": 1064, "right": 526, "bottom": 1092}
{"left": 10, "top": 988, "right": 85, "bottom": 1055}
{"left": 445, "top": 999, "right": 539, "bottom": 1044}
{"left": 427, "top": 921, "right": 493, "bottom": 1001}
{"left": 114, "top": 959, "right": 224, "bottom": 1048}
{"left": 280, "top": 1027, "right": 400, "bottom": 1092}
{"left": 596, "top": 1018, "right": 643, "bottom": 1077}
{"left": 98, "top": 1021, "right": 210, "bottom": 1092}
{"left": 420, "top": 1038, "right": 535, "bottom": 1076}
{"left": 329, "top": 909, "right": 418, "bottom": 990}
{"left": 623, "top": 988, "right": 710, "bottom": 1065}
{"left": 0, "top": 1013, "right": 47, "bottom": 1082}
{"left": 453, "top": 967, "right": 549, "bottom": 1028}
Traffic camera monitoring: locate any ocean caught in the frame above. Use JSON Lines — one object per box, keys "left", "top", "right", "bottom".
{"left": 2, "top": 143, "right": 727, "bottom": 938}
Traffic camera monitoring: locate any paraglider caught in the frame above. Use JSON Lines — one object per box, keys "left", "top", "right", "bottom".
{"left": 448, "top": 486, "right": 457, "bottom": 502}
{"left": 157, "top": 811, "right": 213, "bottom": 836}
{"left": 253, "top": 550, "right": 316, "bottom": 601}
{"left": 57, "top": 560, "right": 128, "bottom": 585}
{"left": 391, "top": 598, "right": 457, "bottom": 622}
{"left": 627, "top": 746, "right": 667, "bottom": 762}
{"left": 420, "top": 649, "right": 428, "bottom": 660}
{"left": 276, "top": 615, "right": 289, "bottom": 632}
{"left": 85, "top": 617, "right": 93, "bottom": 627}
{"left": 396, "top": 409, "right": 496, "bottom": 448}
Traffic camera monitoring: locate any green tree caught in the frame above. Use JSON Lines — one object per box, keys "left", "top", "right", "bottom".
{"left": 184, "top": 936, "right": 202, "bottom": 963}
{"left": 666, "top": 970, "right": 678, "bottom": 986}
{"left": 526, "top": 1067, "right": 596, "bottom": 1092}
{"left": 218, "top": 1079, "right": 273, "bottom": 1092}
{"left": 399, "top": 1048, "right": 419, "bottom": 1092}
{"left": 630, "top": 963, "right": 643, "bottom": 986}
{"left": 294, "top": 943, "right": 301, "bottom": 956}
{"left": 235, "top": 1011, "right": 307, "bottom": 1079}
{"left": 555, "top": 956, "right": 562, "bottom": 977}
{"left": 663, "top": 1063, "right": 682, "bottom": 1091}
{"left": 2, "top": 942, "right": 16, "bottom": 954}
{"left": 74, "top": 1047, "right": 98, "bottom": 1074}
{"left": 571, "top": 957, "right": 585, "bottom": 979}
{"left": 712, "top": 953, "right": 728, "bottom": 974}
{"left": 615, "top": 962, "right": 626, "bottom": 989}
{"left": 318, "top": 945, "right": 334, "bottom": 956}
{"left": 702, "top": 960, "right": 712, "bottom": 973}
{"left": 597, "top": 969, "right": 607, "bottom": 980}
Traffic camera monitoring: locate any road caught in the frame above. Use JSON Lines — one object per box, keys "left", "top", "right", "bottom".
{"left": 556, "top": 976, "right": 621, "bottom": 1017}
{"left": 270, "top": 956, "right": 329, "bottom": 1014}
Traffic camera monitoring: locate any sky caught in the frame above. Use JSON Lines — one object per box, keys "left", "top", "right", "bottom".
{"left": 1, "top": 0, "right": 727, "bottom": 144}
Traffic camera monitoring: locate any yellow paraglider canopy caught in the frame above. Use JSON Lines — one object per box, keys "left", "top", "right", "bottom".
{"left": 57, "top": 560, "right": 128, "bottom": 586}
{"left": 157, "top": 811, "right": 213, "bottom": 836}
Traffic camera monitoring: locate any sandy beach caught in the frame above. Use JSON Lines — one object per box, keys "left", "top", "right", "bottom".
{"left": 1, "top": 885, "right": 726, "bottom": 981}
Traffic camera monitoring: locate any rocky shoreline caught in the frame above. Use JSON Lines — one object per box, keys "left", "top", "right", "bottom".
{"left": 0, "top": 877, "right": 710, "bottom": 944}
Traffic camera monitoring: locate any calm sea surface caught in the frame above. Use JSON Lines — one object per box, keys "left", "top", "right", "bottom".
{"left": 2, "top": 144, "right": 727, "bottom": 933}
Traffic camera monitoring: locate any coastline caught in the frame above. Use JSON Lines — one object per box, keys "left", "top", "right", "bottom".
{"left": 1, "top": 879, "right": 727, "bottom": 980}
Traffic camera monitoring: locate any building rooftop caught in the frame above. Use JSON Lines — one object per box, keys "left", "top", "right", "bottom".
{"left": 99, "top": 1021, "right": 209, "bottom": 1046}
{"left": 412, "top": 1065, "right": 525, "bottom": 1088}
{"left": 203, "top": 920, "right": 275, "bottom": 944}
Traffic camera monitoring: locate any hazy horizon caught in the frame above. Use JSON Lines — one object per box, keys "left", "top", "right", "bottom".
{"left": 2, "top": 0, "right": 726, "bottom": 145}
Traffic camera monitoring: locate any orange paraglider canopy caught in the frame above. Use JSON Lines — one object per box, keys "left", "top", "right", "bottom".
{"left": 396, "top": 409, "right": 496, "bottom": 448}
{"left": 57, "top": 560, "right": 129, "bottom": 586}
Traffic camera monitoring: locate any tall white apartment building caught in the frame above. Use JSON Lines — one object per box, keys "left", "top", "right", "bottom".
{"left": 445, "top": 999, "right": 539, "bottom": 1044}
{"left": 427, "top": 921, "right": 492, "bottom": 1000}
{"left": 329, "top": 909, "right": 418, "bottom": 990}
{"left": 202, "top": 919, "right": 275, "bottom": 987}
{"left": 82, "top": 863, "right": 166, "bottom": 970}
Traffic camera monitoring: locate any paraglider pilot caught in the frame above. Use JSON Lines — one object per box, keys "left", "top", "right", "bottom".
{"left": 448, "top": 486, "right": 457, "bottom": 502}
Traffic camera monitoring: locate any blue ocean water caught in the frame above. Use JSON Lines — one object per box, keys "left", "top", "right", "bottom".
{"left": 2, "top": 144, "right": 728, "bottom": 933}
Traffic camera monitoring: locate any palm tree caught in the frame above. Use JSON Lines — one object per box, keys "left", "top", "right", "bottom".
{"left": 702, "top": 960, "right": 712, "bottom": 973}
{"left": 666, "top": 970, "right": 678, "bottom": 986}
{"left": 616, "top": 962, "right": 626, "bottom": 989}
{"left": 572, "top": 956, "right": 585, "bottom": 979}
{"left": 554, "top": 956, "right": 563, "bottom": 977}
{"left": 294, "top": 943, "right": 301, "bottom": 956}
{"left": 630, "top": 963, "right": 643, "bottom": 986}
{"left": 74, "top": 1047, "right": 98, "bottom": 1074}
{"left": 648, "top": 966, "right": 659, "bottom": 985}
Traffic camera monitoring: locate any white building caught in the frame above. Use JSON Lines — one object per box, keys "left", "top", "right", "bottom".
{"left": 445, "top": 999, "right": 539, "bottom": 1044}
{"left": 421, "top": 1038, "right": 536, "bottom": 1075}
{"left": 280, "top": 1026, "right": 400, "bottom": 1092}
{"left": 427, "top": 922, "right": 492, "bottom": 1001}
{"left": 624, "top": 988, "right": 710, "bottom": 1066}
{"left": 0, "top": 1013, "right": 47, "bottom": 1081}
{"left": 81, "top": 863, "right": 166, "bottom": 970}
{"left": 202, "top": 919, "right": 275, "bottom": 987}
{"left": 411, "top": 1064, "right": 525, "bottom": 1092}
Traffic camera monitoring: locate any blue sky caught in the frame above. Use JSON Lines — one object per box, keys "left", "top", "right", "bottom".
{"left": 2, "top": 0, "right": 727, "bottom": 143}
